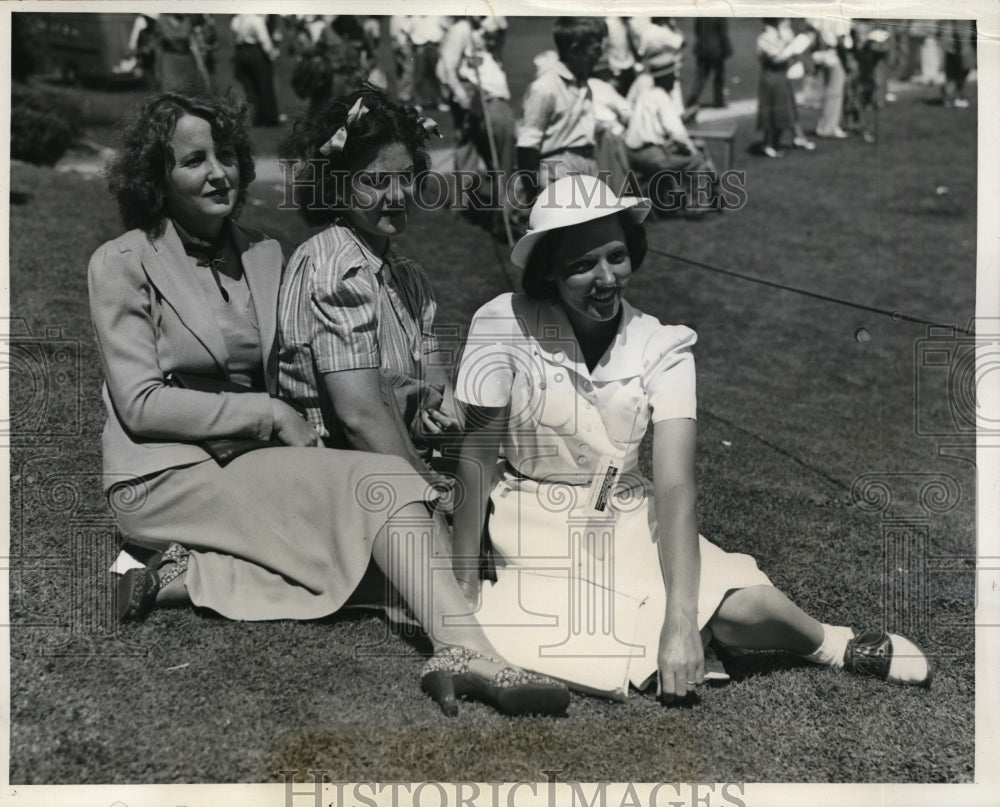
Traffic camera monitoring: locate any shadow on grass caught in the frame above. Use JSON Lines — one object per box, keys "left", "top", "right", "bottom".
{"left": 715, "top": 644, "right": 815, "bottom": 682}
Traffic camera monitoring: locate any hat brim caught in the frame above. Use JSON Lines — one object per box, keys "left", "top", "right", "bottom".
{"left": 510, "top": 195, "right": 651, "bottom": 268}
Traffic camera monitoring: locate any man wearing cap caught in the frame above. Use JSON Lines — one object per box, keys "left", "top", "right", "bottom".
{"left": 516, "top": 18, "right": 606, "bottom": 201}
{"left": 625, "top": 40, "right": 718, "bottom": 214}
{"left": 630, "top": 17, "right": 687, "bottom": 115}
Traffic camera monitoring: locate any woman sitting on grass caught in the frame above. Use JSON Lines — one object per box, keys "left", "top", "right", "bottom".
{"left": 452, "top": 174, "right": 932, "bottom": 702}
{"left": 89, "top": 90, "right": 568, "bottom": 717}
{"left": 277, "top": 83, "right": 459, "bottom": 502}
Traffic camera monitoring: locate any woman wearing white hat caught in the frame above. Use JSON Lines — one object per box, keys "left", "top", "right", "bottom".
{"left": 451, "top": 174, "right": 932, "bottom": 702}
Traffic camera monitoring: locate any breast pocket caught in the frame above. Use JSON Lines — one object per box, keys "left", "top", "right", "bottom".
{"left": 535, "top": 364, "right": 577, "bottom": 430}
{"left": 601, "top": 376, "right": 649, "bottom": 448}
{"left": 507, "top": 353, "right": 579, "bottom": 437}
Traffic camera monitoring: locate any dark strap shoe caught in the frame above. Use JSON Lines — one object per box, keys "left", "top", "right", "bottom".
{"left": 844, "top": 630, "right": 932, "bottom": 687}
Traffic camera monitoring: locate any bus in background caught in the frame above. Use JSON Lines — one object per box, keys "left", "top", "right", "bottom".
{"left": 31, "top": 13, "right": 151, "bottom": 86}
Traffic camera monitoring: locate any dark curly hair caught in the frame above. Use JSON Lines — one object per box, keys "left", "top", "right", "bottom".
{"left": 553, "top": 17, "right": 608, "bottom": 63}
{"left": 279, "top": 82, "right": 433, "bottom": 227}
{"left": 105, "top": 90, "right": 255, "bottom": 237}
{"left": 521, "top": 210, "right": 648, "bottom": 300}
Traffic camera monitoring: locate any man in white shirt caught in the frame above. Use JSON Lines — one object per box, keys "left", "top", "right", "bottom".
{"left": 408, "top": 16, "right": 450, "bottom": 111}
{"left": 807, "top": 17, "right": 852, "bottom": 138}
{"left": 231, "top": 14, "right": 281, "bottom": 126}
{"left": 624, "top": 54, "right": 718, "bottom": 215}
{"left": 389, "top": 16, "right": 415, "bottom": 104}
{"left": 438, "top": 17, "right": 515, "bottom": 235}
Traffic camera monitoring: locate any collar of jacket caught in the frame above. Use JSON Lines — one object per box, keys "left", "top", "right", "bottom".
{"left": 142, "top": 218, "right": 282, "bottom": 389}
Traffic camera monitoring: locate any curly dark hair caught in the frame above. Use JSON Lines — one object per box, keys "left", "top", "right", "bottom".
{"left": 104, "top": 90, "right": 255, "bottom": 237}
{"left": 278, "top": 82, "right": 433, "bottom": 227}
{"left": 521, "top": 210, "right": 648, "bottom": 300}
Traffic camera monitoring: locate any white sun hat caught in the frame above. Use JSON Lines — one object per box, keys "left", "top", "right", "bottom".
{"left": 511, "top": 174, "right": 651, "bottom": 269}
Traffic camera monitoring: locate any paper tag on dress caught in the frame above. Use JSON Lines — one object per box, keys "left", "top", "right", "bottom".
{"left": 587, "top": 454, "right": 621, "bottom": 514}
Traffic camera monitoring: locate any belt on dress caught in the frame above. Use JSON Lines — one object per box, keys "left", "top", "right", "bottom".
{"left": 504, "top": 460, "right": 529, "bottom": 480}
{"left": 503, "top": 460, "right": 592, "bottom": 487}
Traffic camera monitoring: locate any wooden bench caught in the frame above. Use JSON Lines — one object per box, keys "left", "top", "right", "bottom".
{"left": 687, "top": 121, "right": 739, "bottom": 171}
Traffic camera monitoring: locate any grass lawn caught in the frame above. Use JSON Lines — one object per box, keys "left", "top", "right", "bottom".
{"left": 8, "top": 21, "right": 976, "bottom": 787}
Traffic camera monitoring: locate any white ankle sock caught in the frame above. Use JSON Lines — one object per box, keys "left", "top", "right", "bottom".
{"left": 804, "top": 624, "right": 854, "bottom": 669}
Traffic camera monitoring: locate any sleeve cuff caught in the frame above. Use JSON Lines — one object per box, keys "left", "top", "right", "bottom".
{"left": 516, "top": 128, "right": 544, "bottom": 149}
{"left": 650, "top": 409, "right": 697, "bottom": 424}
{"left": 256, "top": 393, "right": 275, "bottom": 440}
{"left": 311, "top": 332, "right": 380, "bottom": 374}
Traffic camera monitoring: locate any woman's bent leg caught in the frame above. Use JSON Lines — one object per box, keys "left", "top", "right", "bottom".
{"left": 709, "top": 584, "right": 824, "bottom": 654}
{"left": 709, "top": 584, "right": 931, "bottom": 685}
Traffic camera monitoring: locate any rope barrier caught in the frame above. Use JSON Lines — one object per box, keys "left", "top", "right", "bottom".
{"left": 647, "top": 246, "right": 974, "bottom": 335}
{"left": 482, "top": 223, "right": 972, "bottom": 336}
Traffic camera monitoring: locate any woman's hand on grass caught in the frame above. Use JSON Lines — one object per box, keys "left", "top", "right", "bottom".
{"left": 657, "top": 610, "right": 705, "bottom": 703}
{"left": 270, "top": 399, "right": 322, "bottom": 447}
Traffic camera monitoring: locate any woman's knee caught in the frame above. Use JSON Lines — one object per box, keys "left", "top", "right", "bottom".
{"left": 711, "top": 584, "right": 781, "bottom": 627}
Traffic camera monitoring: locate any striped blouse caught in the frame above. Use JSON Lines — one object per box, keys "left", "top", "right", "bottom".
{"left": 277, "top": 222, "right": 439, "bottom": 439}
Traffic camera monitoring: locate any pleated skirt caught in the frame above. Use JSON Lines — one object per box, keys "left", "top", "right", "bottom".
{"left": 757, "top": 66, "right": 798, "bottom": 131}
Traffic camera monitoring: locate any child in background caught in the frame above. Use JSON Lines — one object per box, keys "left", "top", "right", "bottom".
{"left": 847, "top": 22, "right": 894, "bottom": 142}
{"left": 516, "top": 17, "right": 606, "bottom": 200}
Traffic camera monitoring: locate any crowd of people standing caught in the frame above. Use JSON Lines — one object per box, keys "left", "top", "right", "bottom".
{"left": 122, "top": 14, "right": 976, "bottom": 214}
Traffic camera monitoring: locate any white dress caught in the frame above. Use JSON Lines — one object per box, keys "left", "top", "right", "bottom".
{"left": 454, "top": 293, "right": 771, "bottom": 699}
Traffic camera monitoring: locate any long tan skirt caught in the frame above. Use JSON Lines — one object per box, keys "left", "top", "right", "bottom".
{"left": 111, "top": 447, "right": 433, "bottom": 621}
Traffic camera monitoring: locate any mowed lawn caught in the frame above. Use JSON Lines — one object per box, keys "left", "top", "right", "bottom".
{"left": 9, "top": 36, "right": 977, "bottom": 785}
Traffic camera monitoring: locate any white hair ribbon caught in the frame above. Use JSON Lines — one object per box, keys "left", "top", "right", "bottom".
{"left": 419, "top": 117, "right": 442, "bottom": 140}
{"left": 319, "top": 98, "right": 370, "bottom": 156}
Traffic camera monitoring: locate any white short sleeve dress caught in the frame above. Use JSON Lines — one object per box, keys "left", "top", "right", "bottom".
{"left": 454, "top": 293, "right": 772, "bottom": 699}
